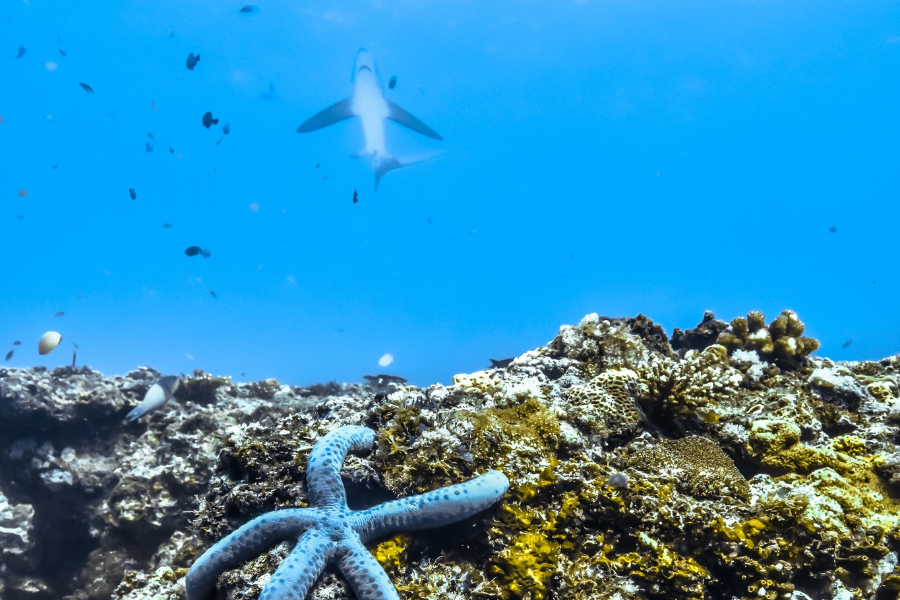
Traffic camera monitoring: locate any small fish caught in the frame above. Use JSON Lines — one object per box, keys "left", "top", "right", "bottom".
{"left": 4, "top": 349, "right": 13, "bottom": 361}
{"left": 261, "top": 83, "right": 274, "bottom": 99}
{"left": 79, "top": 82, "right": 94, "bottom": 93}
{"left": 222, "top": 122, "right": 230, "bottom": 135}
{"left": 54, "top": 311, "right": 65, "bottom": 317}
{"left": 18, "top": 189, "right": 27, "bottom": 197}
{"left": 12, "top": 341, "right": 21, "bottom": 346}
{"left": 58, "top": 37, "right": 66, "bottom": 57}
{"left": 126, "top": 375, "right": 181, "bottom": 422}
{"left": 426, "top": 216, "right": 432, "bottom": 225}
{"left": 388, "top": 75, "right": 397, "bottom": 89}
{"left": 842, "top": 340, "right": 853, "bottom": 349}
{"left": 353, "top": 189, "right": 358, "bottom": 204}
{"left": 208, "top": 289, "right": 217, "bottom": 298}
{"left": 168, "top": 27, "right": 175, "bottom": 38}
{"left": 186, "top": 52, "right": 200, "bottom": 70}
{"left": 38, "top": 331, "right": 62, "bottom": 355}
{"left": 363, "top": 374, "right": 407, "bottom": 386}
{"left": 240, "top": 5, "right": 259, "bottom": 13}
{"left": 162, "top": 223, "right": 174, "bottom": 229}
{"left": 145, "top": 140, "right": 155, "bottom": 152}
{"left": 315, "top": 163, "right": 320, "bottom": 168}
{"left": 72, "top": 342, "right": 79, "bottom": 349}
{"left": 215, "top": 136, "right": 224, "bottom": 146}
{"left": 378, "top": 353, "right": 394, "bottom": 367}
{"left": 199, "top": 248, "right": 211, "bottom": 258}
{"left": 148, "top": 132, "right": 155, "bottom": 140}
{"left": 52, "top": 163, "right": 59, "bottom": 169}
{"left": 16, "top": 214, "right": 24, "bottom": 220}
{"left": 249, "top": 202, "right": 259, "bottom": 211}
{"left": 829, "top": 226, "right": 837, "bottom": 233}
{"left": 152, "top": 101, "right": 158, "bottom": 111}
{"left": 0, "top": 114, "right": 4, "bottom": 124}
{"left": 71, "top": 349, "right": 76, "bottom": 367}
{"left": 202, "top": 111, "right": 218, "bottom": 128}
{"left": 184, "top": 246, "right": 200, "bottom": 257}
{"left": 489, "top": 358, "right": 514, "bottom": 369}
{"left": 169, "top": 145, "right": 174, "bottom": 154}
{"left": 129, "top": 188, "right": 137, "bottom": 200}
{"left": 15, "top": 45, "right": 26, "bottom": 59}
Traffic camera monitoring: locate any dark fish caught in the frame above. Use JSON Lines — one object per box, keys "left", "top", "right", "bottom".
{"left": 208, "top": 289, "right": 217, "bottom": 298}
{"left": 18, "top": 189, "right": 28, "bottom": 197}
{"left": 162, "top": 223, "right": 173, "bottom": 229}
{"left": 185, "top": 246, "right": 200, "bottom": 257}
{"left": 15, "top": 45, "right": 25, "bottom": 59}
{"left": 240, "top": 5, "right": 259, "bottom": 12}
{"left": 58, "top": 37, "right": 66, "bottom": 57}
{"left": 129, "top": 188, "right": 137, "bottom": 200}
{"left": 199, "top": 248, "right": 211, "bottom": 258}
{"left": 842, "top": 340, "right": 853, "bottom": 349}
{"left": 186, "top": 52, "right": 200, "bottom": 70}
{"left": 4, "top": 349, "right": 12, "bottom": 361}
{"left": 353, "top": 190, "right": 358, "bottom": 204}
{"left": 202, "top": 111, "right": 218, "bottom": 128}
{"left": 169, "top": 145, "right": 174, "bottom": 154}
{"left": 489, "top": 358, "right": 514, "bottom": 369}
{"left": 148, "top": 132, "right": 155, "bottom": 140}
{"left": 73, "top": 342, "right": 79, "bottom": 349}
{"left": 79, "top": 82, "right": 94, "bottom": 93}
{"left": 261, "top": 83, "right": 274, "bottom": 99}
{"left": 168, "top": 27, "right": 175, "bottom": 38}
{"left": 315, "top": 163, "right": 320, "bottom": 168}
{"left": 54, "top": 311, "right": 65, "bottom": 317}
{"left": 388, "top": 75, "right": 397, "bottom": 89}
{"left": 145, "top": 140, "right": 154, "bottom": 152}
{"left": 215, "top": 136, "right": 224, "bottom": 146}
{"left": 829, "top": 226, "right": 837, "bottom": 233}
{"left": 71, "top": 349, "right": 76, "bottom": 367}
{"left": 426, "top": 217, "right": 432, "bottom": 225}
{"left": 52, "top": 163, "right": 59, "bottom": 169}
{"left": 13, "top": 341, "right": 21, "bottom": 346}
{"left": 222, "top": 122, "right": 230, "bottom": 135}
{"left": 16, "top": 214, "right": 24, "bottom": 220}
{"left": 363, "top": 374, "right": 407, "bottom": 385}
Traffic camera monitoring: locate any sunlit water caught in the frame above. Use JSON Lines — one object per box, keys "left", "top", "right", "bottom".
{"left": 3, "top": 0, "right": 899, "bottom": 385}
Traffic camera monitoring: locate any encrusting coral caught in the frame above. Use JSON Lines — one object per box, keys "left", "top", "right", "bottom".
{"left": 3, "top": 310, "right": 899, "bottom": 600}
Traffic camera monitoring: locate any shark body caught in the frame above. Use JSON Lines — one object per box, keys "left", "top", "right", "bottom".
{"left": 297, "top": 48, "right": 442, "bottom": 190}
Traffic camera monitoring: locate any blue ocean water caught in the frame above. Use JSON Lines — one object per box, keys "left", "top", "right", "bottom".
{"left": 2, "top": 0, "right": 898, "bottom": 386}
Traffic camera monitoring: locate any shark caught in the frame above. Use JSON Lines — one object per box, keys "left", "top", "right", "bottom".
{"left": 297, "top": 48, "right": 442, "bottom": 190}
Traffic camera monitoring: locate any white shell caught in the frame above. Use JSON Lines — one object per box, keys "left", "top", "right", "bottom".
{"left": 38, "top": 331, "right": 62, "bottom": 355}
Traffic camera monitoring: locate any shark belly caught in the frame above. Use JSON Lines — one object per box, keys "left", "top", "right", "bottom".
{"left": 352, "top": 76, "right": 389, "bottom": 157}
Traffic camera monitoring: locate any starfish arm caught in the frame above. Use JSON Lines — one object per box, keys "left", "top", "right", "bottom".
{"left": 307, "top": 425, "right": 374, "bottom": 509}
{"left": 355, "top": 470, "right": 509, "bottom": 543}
{"left": 186, "top": 509, "right": 319, "bottom": 600}
{"left": 259, "top": 528, "right": 335, "bottom": 600}
{"left": 336, "top": 536, "right": 401, "bottom": 600}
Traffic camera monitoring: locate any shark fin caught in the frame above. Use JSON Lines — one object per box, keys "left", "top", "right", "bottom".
{"left": 297, "top": 98, "right": 354, "bottom": 133}
{"left": 386, "top": 100, "right": 443, "bottom": 140}
{"left": 374, "top": 156, "right": 404, "bottom": 191}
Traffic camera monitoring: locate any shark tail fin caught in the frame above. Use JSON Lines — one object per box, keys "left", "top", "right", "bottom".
{"left": 374, "top": 156, "right": 405, "bottom": 191}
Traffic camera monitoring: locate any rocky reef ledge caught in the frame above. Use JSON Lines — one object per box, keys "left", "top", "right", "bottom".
{"left": 2, "top": 311, "right": 900, "bottom": 600}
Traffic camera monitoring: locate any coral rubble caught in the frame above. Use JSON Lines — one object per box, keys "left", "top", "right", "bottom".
{"left": 1, "top": 311, "right": 898, "bottom": 600}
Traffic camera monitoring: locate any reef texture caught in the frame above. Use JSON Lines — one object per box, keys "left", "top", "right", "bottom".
{"left": 1, "top": 311, "right": 899, "bottom": 600}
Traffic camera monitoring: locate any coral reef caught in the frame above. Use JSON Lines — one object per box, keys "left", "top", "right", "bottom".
{"left": 2, "top": 309, "right": 899, "bottom": 600}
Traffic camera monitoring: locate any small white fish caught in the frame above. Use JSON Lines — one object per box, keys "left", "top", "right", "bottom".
{"left": 38, "top": 331, "right": 62, "bottom": 355}
{"left": 126, "top": 375, "right": 180, "bottom": 421}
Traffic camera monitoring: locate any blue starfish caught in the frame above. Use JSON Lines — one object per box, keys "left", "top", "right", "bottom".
{"left": 186, "top": 425, "right": 509, "bottom": 600}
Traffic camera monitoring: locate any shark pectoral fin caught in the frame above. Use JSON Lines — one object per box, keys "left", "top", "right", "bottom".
{"left": 296, "top": 97, "right": 355, "bottom": 133}
{"left": 386, "top": 100, "right": 443, "bottom": 140}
